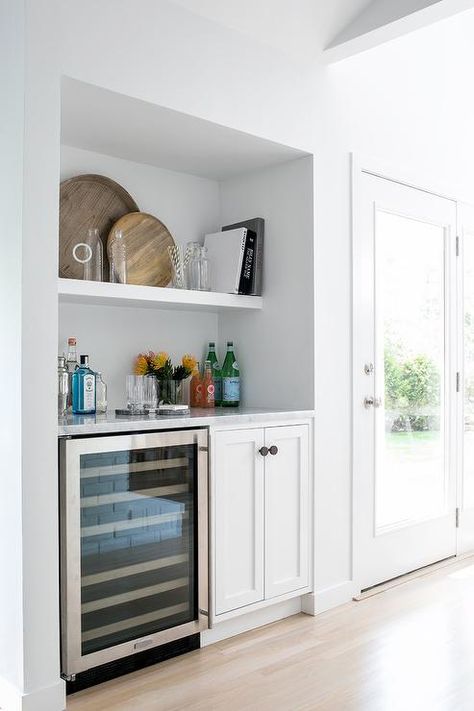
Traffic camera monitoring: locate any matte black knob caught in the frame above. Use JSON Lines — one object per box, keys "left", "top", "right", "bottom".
{"left": 259, "top": 446, "right": 269, "bottom": 457}
{"left": 269, "top": 445, "right": 278, "bottom": 456}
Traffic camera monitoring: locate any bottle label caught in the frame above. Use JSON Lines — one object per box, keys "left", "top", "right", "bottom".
{"left": 213, "top": 376, "right": 222, "bottom": 402}
{"left": 223, "top": 377, "right": 240, "bottom": 402}
{"left": 83, "top": 374, "right": 96, "bottom": 410}
{"left": 233, "top": 362, "right": 239, "bottom": 370}
{"left": 192, "top": 383, "right": 203, "bottom": 406}
{"left": 206, "top": 383, "right": 215, "bottom": 404}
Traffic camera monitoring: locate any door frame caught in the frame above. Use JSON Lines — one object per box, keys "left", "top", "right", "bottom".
{"left": 352, "top": 153, "right": 463, "bottom": 592}
{"left": 456, "top": 202, "right": 474, "bottom": 554}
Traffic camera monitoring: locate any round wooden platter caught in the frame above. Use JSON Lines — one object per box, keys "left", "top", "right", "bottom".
{"left": 59, "top": 174, "right": 139, "bottom": 280}
{"left": 107, "top": 212, "right": 175, "bottom": 287}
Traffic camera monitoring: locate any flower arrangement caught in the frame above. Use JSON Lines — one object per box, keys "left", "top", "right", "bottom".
{"left": 134, "top": 351, "right": 197, "bottom": 381}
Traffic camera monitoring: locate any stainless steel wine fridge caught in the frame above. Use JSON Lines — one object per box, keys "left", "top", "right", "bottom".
{"left": 59, "top": 429, "right": 208, "bottom": 679}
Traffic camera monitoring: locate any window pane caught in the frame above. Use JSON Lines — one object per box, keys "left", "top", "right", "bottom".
{"left": 375, "top": 210, "right": 446, "bottom": 530}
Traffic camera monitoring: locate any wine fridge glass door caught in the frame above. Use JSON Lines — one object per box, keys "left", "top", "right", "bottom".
{"left": 60, "top": 429, "right": 208, "bottom": 677}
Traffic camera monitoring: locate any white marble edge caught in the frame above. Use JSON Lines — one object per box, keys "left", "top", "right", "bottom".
{"left": 58, "top": 407, "right": 315, "bottom": 436}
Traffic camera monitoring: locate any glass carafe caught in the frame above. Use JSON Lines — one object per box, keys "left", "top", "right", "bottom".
{"left": 186, "top": 243, "right": 210, "bottom": 291}
{"left": 95, "top": 372, "right": 107, "bottom": 413}
{"left": 72, "top": 228, "right": 104, "bottom": 282}
{"left": 58, "top": 355, "right": 69, "bottom": 416}
{"left": 109, "top": 228, "right": 128, "bottom": 284}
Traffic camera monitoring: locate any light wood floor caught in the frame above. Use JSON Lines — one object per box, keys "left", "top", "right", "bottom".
{"left": 68, "top": 557, "right": 474, "bottom": 711}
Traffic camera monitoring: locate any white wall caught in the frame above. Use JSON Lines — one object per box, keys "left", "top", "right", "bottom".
{"left": 59, "top": 147, "right": 316, "bottom": 412}
{"left": 0, "top": 1, "right": 65, "bottom": 710}
{"left": 219, "top": 157, "right": 315, "bottom": 410}
{"left": 0, "top": 0, "right": 26, "bottom": 698}
{"left": 61, "top": 145, "right": 221, "bottom": 246}
{"left": 60, "top": 146, "right": 220, "bottom": 408}
{"left": 59, "top": 303, "right": 217, "bottom": 410}
{"left": 59, "top": 0, "right": 316, "bottom": 153}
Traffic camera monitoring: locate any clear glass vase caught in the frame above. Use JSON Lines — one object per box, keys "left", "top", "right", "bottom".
{"left": 109, "top": 228, "right": 127, "bottom": 284}
{"left": 159, "top": 380, "right": 184, "bottom": 405}
{"left": 186, "top": 242, "right": 210, "bottom": 291}
{"left": 72, "top": 228, "right": 104, "bottom": 282}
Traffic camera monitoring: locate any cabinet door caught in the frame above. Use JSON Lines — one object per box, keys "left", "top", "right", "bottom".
{"left": 265, "top": 425, "right": 310, "bottom": 599}
{"left": 214, "top": 428, "right": 265, "bottom": 615}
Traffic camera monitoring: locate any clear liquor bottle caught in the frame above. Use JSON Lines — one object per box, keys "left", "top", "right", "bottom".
{"left": 95, "top": 372, "right": 107, "bottom": 413}
{"left": 221, "top": 341, "right": 240, "bottom": 408}
{"left": 66, "top": 337, "right": 78, "bottom": 410}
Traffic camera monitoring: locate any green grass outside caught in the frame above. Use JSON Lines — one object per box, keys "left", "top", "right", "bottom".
{"left": 386, "top": 431, "right": 439, "bottom": 446}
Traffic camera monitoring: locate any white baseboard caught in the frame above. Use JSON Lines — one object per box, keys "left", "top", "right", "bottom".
{"left": 0, "top": 677, "right": 65, "bottom": 711}
{"left": 303, "top": 580, "right": 355, "bottom": 615}
{"left": 201, "top": 598, "right": 302, "bottom": 646}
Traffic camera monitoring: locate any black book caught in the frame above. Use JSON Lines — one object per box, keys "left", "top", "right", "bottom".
{"left": 238, "top": 229, "right": 256, "bottom": 295}
{"left": 222, "top": 218, "right": 264, "bottom": 296}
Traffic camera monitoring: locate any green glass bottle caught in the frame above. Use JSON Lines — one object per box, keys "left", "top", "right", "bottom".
{"left": 221, "top": 341, "right": 240, "bottom": 408}
{"left": 206, "top": 342, "right": 222, "bottom": 406}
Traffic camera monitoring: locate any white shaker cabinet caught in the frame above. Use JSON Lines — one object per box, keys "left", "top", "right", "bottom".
{"left": 264, "top": 425, "right": 310, "bottom": 599}
{"left": 212, "top": 423, "right": 311, "bottom": 620}
{"left": 213, "top": 428, "right": 266, "bottom": 615}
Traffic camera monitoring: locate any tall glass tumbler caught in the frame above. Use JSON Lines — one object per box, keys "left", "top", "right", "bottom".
{"left": 126, "top": 375, "right": 145, "bottom": 413}
{"left": 143, "top": 377, "right": 158, "bottom": 413}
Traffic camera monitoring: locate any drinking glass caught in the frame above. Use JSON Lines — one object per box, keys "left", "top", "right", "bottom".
{"left": 126, "top": 375, "right": 145, "bottom": 413}
{"left": 143, "top": 377, "right": 158, "bottom": 413}
{"left": 168, "top": 245, "right": 186, "bottom": 289}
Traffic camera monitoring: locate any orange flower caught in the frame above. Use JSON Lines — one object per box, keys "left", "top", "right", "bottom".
{"left": 134, "top": 354, "right": 149, "bottom": 375}
{"left": 153, "top": 351, "right": 169, "bottom": 370}
{"left": 182, "top": 354, "right": 197, "bottom": 374}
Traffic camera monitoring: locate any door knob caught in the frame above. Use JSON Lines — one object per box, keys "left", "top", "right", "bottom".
{"left": 259, "top": 446, "right": 269, "bottom": 457}
{"left": 269, "top": 445, "right": 278, "bottom": 456}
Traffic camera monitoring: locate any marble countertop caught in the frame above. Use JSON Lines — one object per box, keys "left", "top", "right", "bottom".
{"left": 58, "top": 407, "right": 315, "bottom": 437}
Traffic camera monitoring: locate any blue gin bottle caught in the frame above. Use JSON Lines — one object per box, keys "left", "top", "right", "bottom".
{"left": 72, "top": 355, "right": 96, "bottom": 415}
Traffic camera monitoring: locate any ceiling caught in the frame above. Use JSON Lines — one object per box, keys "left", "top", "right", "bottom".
{"left": 169, "top": 0, "right": 474, "bottom": 62}
{"left": 168, "top": 0, "right": 374, "bottom": 61}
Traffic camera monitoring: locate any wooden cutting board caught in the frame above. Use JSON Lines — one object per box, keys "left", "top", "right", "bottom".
{"left": 59, "top": 174, "right": 139, "bottom": 280}
{"left": 107, "top": 212, "right": 175, "bottom": 287}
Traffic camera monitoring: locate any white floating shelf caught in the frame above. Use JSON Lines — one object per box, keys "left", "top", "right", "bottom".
{"left": 58, "top": 278, "right": 263, "bottom": 312}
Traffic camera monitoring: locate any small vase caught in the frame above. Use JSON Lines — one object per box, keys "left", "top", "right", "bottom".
{"left": 159, "top": 380, "right": 184, "bottom": 405}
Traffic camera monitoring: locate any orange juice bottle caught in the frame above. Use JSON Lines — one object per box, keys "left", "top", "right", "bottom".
{"left": 190, "top": 362, "right": 203, "bottom": 408}
{"left": 202, "top": 360, "right": 215, "bottom": 408}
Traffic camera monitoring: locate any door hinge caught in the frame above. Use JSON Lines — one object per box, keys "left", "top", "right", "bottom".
{"left": 456, "top": 235, "right": 460, "bottom": 256}
{"left": 456, "top": 507, "right": 460, "bottom": 528}
{"left": 456, "top": 372, "right": 461, "bottom": 393}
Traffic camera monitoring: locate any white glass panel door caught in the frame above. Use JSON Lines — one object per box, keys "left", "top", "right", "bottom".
{"left": 354, "top": 171, "right": 457, "bottom": 592}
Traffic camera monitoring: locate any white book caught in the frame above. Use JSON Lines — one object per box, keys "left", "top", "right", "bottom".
{"left": 204, "top": 228, "right": 247, "bottom": 294}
